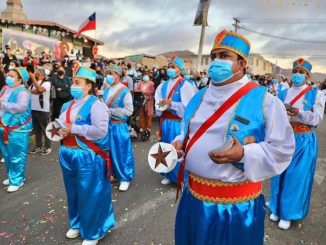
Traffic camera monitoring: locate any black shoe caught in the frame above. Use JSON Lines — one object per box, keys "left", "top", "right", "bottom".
{"left": 30, "top": 147, "right": 43, "bottom": 154}
{"left": 41, "top": 148, "right": 52, "bottom": 156}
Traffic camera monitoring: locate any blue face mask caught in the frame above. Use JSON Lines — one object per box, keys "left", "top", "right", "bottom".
{"left": 70, "top": 86, "right": 84, "bottom": 100}
{"left": 184, "top": 75, "right": 190, "bottom": 80}
{"left": 291, "top": 73, "right": 306, "bottom": 87}
{"left": 167, "top": 68, "right": 177, "bottom": 79}
{"left": 143, "top": 75, "right": 149, "bottom": 82}
{"left": 105, "top": 75, "right": 114, "bottom": 85}
{"left": 208, "top": 59, "right": 239, "bottom": 84}
{"left": 272, "top": 79, "right": 278, "bottom": 84}
{"left": 5, "top": 76, "right": 15, "bottom": 87}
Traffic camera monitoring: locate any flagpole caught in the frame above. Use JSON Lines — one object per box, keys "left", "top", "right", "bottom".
{"left": 95, "top": 12, "right": 97, "bottom": 57}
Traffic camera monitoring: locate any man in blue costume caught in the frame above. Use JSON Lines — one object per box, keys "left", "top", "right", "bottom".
{"left": 103, "top": 65, "right": 135, "bottom": 192}
{"left": 269, "top": 58, "right": 325, "bottom": 230}
{"left": 154, "top": 56, "right": 196, "bottom": 185}
{"left": 172, "top": 29, "right": 295, "bottom": 245}
{"left": 0, "top": 67, "right": 31, "bottom": 193}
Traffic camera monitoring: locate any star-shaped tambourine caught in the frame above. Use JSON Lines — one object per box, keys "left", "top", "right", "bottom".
{"left": 148, "top": 142, "right": 178, "bottom": 173}
{"left": 46, "top": 121, "right": 64, "bottom": 142}
{"left": 155, "top": 99, "right": 169, "bottom": 112}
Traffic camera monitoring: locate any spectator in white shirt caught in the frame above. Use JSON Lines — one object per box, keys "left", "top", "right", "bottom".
{"left": 29, "top": 66, "right": 52, "bottom": 155}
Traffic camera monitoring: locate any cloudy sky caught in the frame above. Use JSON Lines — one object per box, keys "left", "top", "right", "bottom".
{"left": 1, "top": 0, "right": 326, "bottom": 72}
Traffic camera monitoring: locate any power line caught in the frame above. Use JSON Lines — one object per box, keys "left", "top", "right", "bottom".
{"left": 263, "top": 55, "right": 326, "bottom": 60}
{"left": 240, "top": 26, "right": 326, "bottom": 44}
{"left": 236, "top": 18, "right": 326, "bottom": 24}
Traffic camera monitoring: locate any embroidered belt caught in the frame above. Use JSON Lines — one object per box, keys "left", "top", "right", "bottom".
{"left": 111, "top": 118, "right": 125, "bottom": 124}
{"left": 162, "top": 111, "right": 182, "bottom": 121}
{"left": 290, "top": 122, "right": 312, "bottom": 134}
{"left": 188, "top": 172, "right": 262, "bottom": 204}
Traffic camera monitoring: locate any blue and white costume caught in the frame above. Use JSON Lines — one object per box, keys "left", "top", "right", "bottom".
{"left": 0, "top": 67, "right": 31, "bottom": 189}
{"left": 103, "top": 81, "right": 135, "bottom": 183}
{"left": 57, "top": 67, "right": 115, "bottom": 241}
{"left": 269, "top": 59, "right": 325, "bottom": 222}
{"left": 174, "top": 30, "right": 295, "bottom": 245}
{"left": 155, "top": 57, "right": 196, "bottom": 183}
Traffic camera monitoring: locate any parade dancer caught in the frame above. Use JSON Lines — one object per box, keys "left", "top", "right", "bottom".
{"left": 57, "top": 66, "right": 114, "bottom": 245}
{"left": 269, "top": 58, "right": 325, "bottom": 230}
{"left": 103, "top": 65, "right": 135, "bottom": 192}
{"left": 154, "top": 56, "right": 196, "bottom": 185}
{"left": 172, "top": 30, "right": 295, "bottom": 245}
{"left": 0, "top": 67, "right": 31, "bottom": 193}
{"left": 269, "top": 78, "right": 279, "bottom": 95}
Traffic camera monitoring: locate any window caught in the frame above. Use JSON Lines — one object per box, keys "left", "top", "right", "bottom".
{"left": 256, "top": 58, "right": 259, "bottom": 67}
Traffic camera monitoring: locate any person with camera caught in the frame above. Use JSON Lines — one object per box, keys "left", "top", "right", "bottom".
{"left": 23, "top": 50, "right": 39, "bottom": 68}
{"left": 3, "top": 45, "right": 19, "bottom": 73}
{"left": 29, "top": 66, "right": 52, "bottom": 156}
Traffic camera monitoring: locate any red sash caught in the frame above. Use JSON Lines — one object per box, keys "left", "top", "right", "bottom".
{"left": 289, "top": 86, "right": 313, "bottom": 106}
{"left": 176, "top": 82, "right": 259, "bottom": 200}
{"left": 167, "top": 77, "right": 183, "bottom": 100}
{"left": 0, "top": 86, "right": 9, "bottom": 99}
{"left": 158, "top": 77, "right": 183, "bottom": 137}
{"left": 66, "top": 100, "right": 112, "bottom": 178}
{"left": 106, "top": 87, "right": 125, "bottom": 108}
{"left": 0, "top": 116, "right": 32, "bottom": 144}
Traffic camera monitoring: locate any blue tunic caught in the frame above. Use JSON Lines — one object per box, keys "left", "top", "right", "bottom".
{"left": 59, "top": 96, "right": 115, "bottom": 240}
{"left": 160, "top": 79, "right": 185, "bottom": 183}
{"left": 176, "top": 85, "right": 268, "bottom": 245}
{"left": 0, "top": 86, "right": 32, "bottom": 186}
{"left": 103, "top": 87, "right": 135, "bottom": 182}
{"left": 269, "top": 87, "right": 318, "bottom": 220}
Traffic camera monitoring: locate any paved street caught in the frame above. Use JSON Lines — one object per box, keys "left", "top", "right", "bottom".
{"left": 0, "top": 119, "right": 325, "bottom": 245}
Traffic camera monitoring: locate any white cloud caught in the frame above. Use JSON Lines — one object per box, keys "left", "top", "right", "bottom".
{"left": 0, "top": 0, "right": 325, "bottom": 72}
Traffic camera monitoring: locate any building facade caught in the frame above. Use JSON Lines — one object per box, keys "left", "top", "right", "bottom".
{"left": 0, "top": 0, "right": 103, "bottom": 60}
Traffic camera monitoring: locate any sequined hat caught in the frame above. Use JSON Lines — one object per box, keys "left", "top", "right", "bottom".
{"left": 211, "top": 29, "right": 251, "bottom": 60}
{"left": 293, "top": 58, "right": 312, "bottom": 73}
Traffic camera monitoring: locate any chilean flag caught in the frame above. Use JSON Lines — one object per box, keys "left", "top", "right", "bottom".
{"left": 77, "top": 12, "right": 96, "bottom": 36}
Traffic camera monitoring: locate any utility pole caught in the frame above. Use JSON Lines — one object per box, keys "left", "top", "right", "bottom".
{"left": 197, "top": 23, "right": 206, "bottom": 71}
{"left": 233, "top": 18, "right": 240, "bottom": 33}
{"left": 195, "top": 0, "right": 212, "bottom": 71}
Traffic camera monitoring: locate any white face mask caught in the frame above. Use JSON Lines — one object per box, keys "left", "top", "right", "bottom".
{"left": 45, "top": 68, "right": 51, "bottom": 76}
{"left": 8, "top": 65, "right": 15, "bottom": 70}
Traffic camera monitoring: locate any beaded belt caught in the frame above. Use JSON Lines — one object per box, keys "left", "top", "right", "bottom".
{"left": 290, "top": 122, "right": 312, "bottom": 134}
{"left": 188, "top": 172, "right": 262, "bottom": 204}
